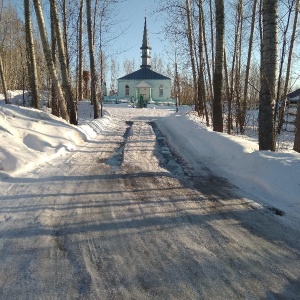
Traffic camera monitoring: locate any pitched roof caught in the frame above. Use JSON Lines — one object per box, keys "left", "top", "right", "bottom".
{"left": 136, "top": 81, "right": 152, "bottom": 88}
{"left": 287, "top": 88, "right": 300, "bottom": 99}
{"left": 118, "top": 68, "right": 171, "bottom": 80}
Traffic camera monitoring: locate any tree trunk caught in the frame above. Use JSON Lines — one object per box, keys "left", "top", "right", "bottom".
{"left": 100, "top": 50, "right": 104, "bottom": 117}
{"left": 78, "top": 0, "right": 84, "bottom": 101}
{"left": 199, "top": 0, "right": 209, "bottom": 125}
{"left": 86, "top": 0, "right": 99, "bottom": 119}
{"left": 0, "top": 54, "right": 8, "bottom": 104}
{"left": 50, "top": 0, "right": 77, "bottom": 125}
{"left": 213, "top": 0, "right": 224, "bottom": 132}
{"left": 278, "top": 0, "right": 299, "bottom": 134}
{"left": 50, "top": 5, "right": 59, "bottom": 117}
{"left": 185, "top": 0, "right": 198, "bottom": 112}
{"left": 200, "top": 1, "right": 213, "bottom": 106}
{"left": 209, "top": 0, "right": 215, "bottom": 74}
{"left": 274, "top": 0, "right": 293, "bottom": 129}
{"left": 259, "top": 0, "right": 278, "bottom": 151}
{"left": 242, "top": 0, "right": 257, "bottom": 133}
{"left": 174, "top": 59, "right": 180, "bottom": 111}
{"left": 24, "top": 0, "right": 40, "bottom": 109}
{"left": 235, "top": 0, "right": 243, "bottom": 133}
{"left": 229, "top": 0, "right": 243, "bottom": 134}
{"left": 224, "top": 49, "right": 231, "bottom": 134}
{"left": 33, "top": 0, "right": 69, "bottom": 122}
{"left": 62, "top": 0, "right": 70, "bottom": 75}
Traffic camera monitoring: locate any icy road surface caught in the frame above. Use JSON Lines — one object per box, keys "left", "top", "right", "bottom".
{"left": 0, "top": 108, "right": 300, "bottom": 299}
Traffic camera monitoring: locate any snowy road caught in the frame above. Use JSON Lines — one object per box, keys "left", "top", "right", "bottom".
{"left": 0, "top": 109, "right": 300, "bottom": 299}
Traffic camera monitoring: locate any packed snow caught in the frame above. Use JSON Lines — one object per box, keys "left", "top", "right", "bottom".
{"left": 0, "top": 91, "right": 299, "bottom": 228}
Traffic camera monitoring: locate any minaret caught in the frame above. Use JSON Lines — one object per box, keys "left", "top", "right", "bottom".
{"left": 140, "top": 17, "right": 151, "bottom": 69}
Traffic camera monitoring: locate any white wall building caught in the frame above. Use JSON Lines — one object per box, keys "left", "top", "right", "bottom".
{"left": 117, "top": 17, "right": 172, "bottom": 106}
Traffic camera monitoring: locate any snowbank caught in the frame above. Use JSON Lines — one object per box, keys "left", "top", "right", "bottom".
{"left": 0, "top": 94, "right": 299, "bottom": 227}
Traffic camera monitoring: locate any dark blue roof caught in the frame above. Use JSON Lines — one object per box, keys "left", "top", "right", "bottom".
{"left": 118, "top": 68, "right": 170, "bottom": 80}
{"left": 287, "top": 88, "right": 300, "bottom": 98}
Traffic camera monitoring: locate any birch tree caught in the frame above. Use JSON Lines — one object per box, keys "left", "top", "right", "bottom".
{"left": 110, "top": 57, "right": 118, "bottom": 95}
{"left": 200, "top": 1, "right": 213, "bottom": 113}
{"left": 185, "top": 0, "right": 198, "bottom": 113}
{"left": 50, "top": 3, "right": 59, "bottom": 116}
{"left": 228, "top": 0, "right": 243, "bottom": 134}
{"left": 33, "top": 0, "right": 69, "bottom": 122}
{"left": 259, "top": 0, "right": 278, "bottom": 151}
{"left": 0, "top": 3, "right": 6, "bottom": 103}
{"left": 24, "top": 0, "right": 39, "bottom": 109}
{"left": 78, "top": 0, "right": 84, "bottom": 101}
{"left": 209, "top": 0, "right": 215, "bottom": 74}
{"left": 50, "top": 0, "right": 77, "bottom": 125}
{"left": 274, "top": 0, "right": 294, "bottom": 129}
{"left": 213, "top": 0, "right": 224, "bottom": 132}
{"left": 0, "top": 6, "right": 26, "bottom": 90}
{"left": 123, "top": 59, "right": 136, "bottom": 75}
{"left": 61, "top": 0, "right": 70, "bottom": 74}
{"left": 0, "top": 54, "right": 8, "bottom": 104}
{"left": 241, "top": 0, "right": 257, "bottom": 133}
{"left": 278, "top": 0, "right": 299, "bottom": 134}
{"left": 292, "top": 2, "right": 300, "bottom": 152}
{"left": 86, "top": 0, "right": 99, "bottom": 119}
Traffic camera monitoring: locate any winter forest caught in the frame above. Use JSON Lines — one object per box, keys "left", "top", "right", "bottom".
{"left": 1, "top": 0, "right": 300, "bottom": 152}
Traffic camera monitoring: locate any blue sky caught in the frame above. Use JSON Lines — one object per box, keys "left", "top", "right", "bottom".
{"left": 4, "top": 0, "right": 168, "bottom": 74}
{"left": 109, "top": 0, "right": 168, "bottom": 72}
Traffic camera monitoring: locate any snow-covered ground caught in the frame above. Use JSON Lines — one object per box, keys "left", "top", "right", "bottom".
{"left": 1, "top": 91, "right": 299, "bottom": 228}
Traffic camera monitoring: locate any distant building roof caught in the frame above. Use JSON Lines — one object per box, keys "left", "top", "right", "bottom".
{"left": 118, "top": 68, "right": 170, "bottom": 81}
{"left": 287, "top": 88, "right": 300, "bottom": 99}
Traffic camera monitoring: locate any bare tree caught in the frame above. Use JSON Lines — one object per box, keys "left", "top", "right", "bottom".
{"left": 33, "top": 0, "right": 69, "bottom": 122}
{"left": 241, "top": 0, "right": 258, "bottom": 133}
{"left": 78, "top": 0, "right": 84, "bottom": 101}
{"left": 0, "top": 6, "right": 27, "bottom": 91}
{"left": 209, "top": 0, "right": 215, "bottom": 74}
{"left": 61, "top": 0, "right": 70, "bottom": 74}
{"left": 0, "top": 54, "right": 8, "bottom": 104}
{"left": 213, "top": 0, "right": 224, "bottom": 132}
{"left": 259, "top": 0, "right": 278, "bottom": 151}
{"left": 228, "top": 0, "right": 243, "bottom": 134}
{"left": 224, "top": 48, "right": 231, "bottom": 133}
{"left": 185, "top": 0, "right": 198, "bottom": 112}
{"left": 50, "top": 0, "right": 77, "bottom": 125}
{"left": 151, "top": 53, "right": 164, "bottom": 74}
{"left": 200, "top": 0, "right": 213, "bottom": 112}
{"left": 123, "top": 58, "right": 136, "bottom": 75}
{"left": 86, "top": 0, "right": 99, "bottom": 119}
{"left": 278, "top": 0, "right": 299, "bottom": 134}
{"left": 197, "top": 0, "right": 207, "bottom": 121}
{"left": 50, "top": 2, "right": 59, "bottom": 116}
{"left": 0, "top": 1, "right": 7, "bottom": 103}
{"left": 24, "top": 0, "right": 40, "bottom": 109}
{"left": 274, "top": 0, "right": 294, "bottom": 130}
{"left": 110, "top": 57, "right": 118, "bottom": 95}
{"left": 199, "top": 0, "right": 213, "bottom": 126}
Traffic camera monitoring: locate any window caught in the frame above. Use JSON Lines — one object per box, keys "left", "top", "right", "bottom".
{"left": 159, "top": 85, "right": 164, "bottom": 97}
{"left": 125, "top": 85, "right": 129, "bottom": 96}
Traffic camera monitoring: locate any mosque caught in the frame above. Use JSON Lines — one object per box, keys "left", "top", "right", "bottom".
{"left": 117, "top": 17, "right": 172, "bottom": 106}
